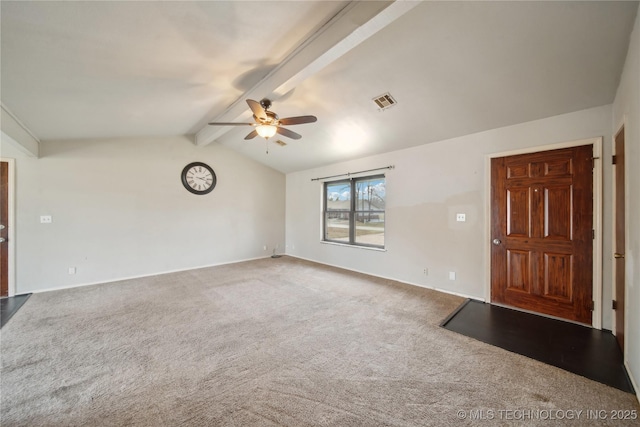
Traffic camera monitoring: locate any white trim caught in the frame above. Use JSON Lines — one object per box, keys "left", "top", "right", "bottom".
{"left": 611, "top": 126, "right": 619, "bottom": 337}
{"left": 320, "top": 240, "right": 387, "bottom": 251}
{"left": 612, "top": 118, "right": 627, "bottom": 361}
{"left": 35, "top": 251, "right": 479, "bottom": 302}
{"left": 0, "top": 158, "right": 16, "bottom": 297}
{"left": 484, "top": 137, "right": 604, "bottom": 329}
{"left": 625, "top": 360, "right": 640, "bottom": 403}
{"left": 286, "top": 253, "right": 480, "bottom": 301}
{"left": 484, "top": 154, "right": 493, "bottom": 303}
{"left": 593, "top": 140, "right": 603, "bottom": 330}
{"left": 26, "top": 255, "right": 272, "bottom": 294}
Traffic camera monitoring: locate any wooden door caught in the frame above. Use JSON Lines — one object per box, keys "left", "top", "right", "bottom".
{"left": 491, "top": 145, "right": 593, "bottom": 324}
{"left": 1, "top": 161, "right": 8, "bottom": 297}
{"left": 614, "top": 127, "right": 625, "bottom": 350}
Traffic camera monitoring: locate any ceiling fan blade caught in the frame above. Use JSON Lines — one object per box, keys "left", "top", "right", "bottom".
{"left": 244, "top": 130, "right": 259, "bottom": 140}
{"left": 208, "top": 122, "right": 254, "bottom": 126}
{"left": 278, "top": 115, "right": 318, "bottom": 126}
{"left": 276, "top": 127, "right": 302, "bottom": 140}
{"left": 246, "top": 99, "right": 267, "bottom": 121}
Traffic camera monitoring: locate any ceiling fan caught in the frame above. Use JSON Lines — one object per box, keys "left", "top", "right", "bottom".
{"left": 208, "top": 99, "right": 317, "bottom": 141}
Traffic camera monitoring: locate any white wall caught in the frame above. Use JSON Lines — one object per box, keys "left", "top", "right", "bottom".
{"left": 286, "top": 105, "right": 614, "bottom": 325}
{"left": 0, "top": 135, "right": 285, "bottom": 292}
{"left": 612, "top": 7, "right": 640, "bottom": 399}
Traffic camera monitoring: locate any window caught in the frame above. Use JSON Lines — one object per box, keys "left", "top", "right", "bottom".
{"left": 323, "top": 175, "right": 385, "bottom": 248}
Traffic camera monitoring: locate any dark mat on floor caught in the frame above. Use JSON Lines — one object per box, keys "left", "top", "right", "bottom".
{"left": 1, "top": 294, "right": 32, "bottom": 329}
{"left": 441, "top": 299, "right": 635, "bottom": 394}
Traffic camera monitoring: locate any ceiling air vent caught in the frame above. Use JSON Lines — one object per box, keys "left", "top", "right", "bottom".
{"left": 373, "top": 92, "right": 397, "bottom": 111}
{"left": 274, "top": 139, "right": 287, "bottom": 147}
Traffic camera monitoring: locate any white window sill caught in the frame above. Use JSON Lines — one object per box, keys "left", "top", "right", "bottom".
{"left": 320, "top": 240, "right": 387, "bottom": 252}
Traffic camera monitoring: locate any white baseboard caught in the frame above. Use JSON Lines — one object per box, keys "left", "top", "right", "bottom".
{"left": 27, "top": 256, "right": 273, "bottom": 294}
{"left": 625, "top": 361, "right": 640, "bottom": 403}
{"left": 285, "top": 253, "right": 482, "bottom": 301}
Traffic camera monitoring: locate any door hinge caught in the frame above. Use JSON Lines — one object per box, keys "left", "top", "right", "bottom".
{"left": 592, "top": 229, "right": 595, "bottom": 240}
{"left": 612, "top": 155, "right": 617, "bottom": 165}
{"left": 612, "top": 300, "right": 618, "bottom": 310}
{"left": 589, "top": 301, "right": 595, "bottom": 311}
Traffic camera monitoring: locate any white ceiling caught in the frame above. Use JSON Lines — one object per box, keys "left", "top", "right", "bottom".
{"left": 1, "top": 1, "right": 638, "bottom": 173}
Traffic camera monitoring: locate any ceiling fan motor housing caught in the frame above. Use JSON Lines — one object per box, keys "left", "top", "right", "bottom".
{"left": 260, "top": 99, "right": 272, "bottom": 111}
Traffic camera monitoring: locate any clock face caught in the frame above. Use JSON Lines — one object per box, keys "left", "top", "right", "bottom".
{"left": 181, "top": 162, "right": 217, "bottom": 195}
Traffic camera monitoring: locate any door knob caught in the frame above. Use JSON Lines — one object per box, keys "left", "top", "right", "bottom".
{"left": 0, "top": 238, "right": 5, "bottom": 243}
{"left": 492, "top": 239, "right": 501, "bottom": 245}
{"left": 614, "top": 253, "right": 625, "bottom": 259}
{"left": 0, "top": 224, "right": 4, "bottom": 230}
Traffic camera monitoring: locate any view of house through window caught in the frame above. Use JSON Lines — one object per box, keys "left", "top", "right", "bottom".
{"left": 324, "top": 175, "right": 385, "bottom": 248}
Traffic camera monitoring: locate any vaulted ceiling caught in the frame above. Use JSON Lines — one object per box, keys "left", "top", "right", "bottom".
{"left": 1, "top": 1, "right": 638, "bottom": 173}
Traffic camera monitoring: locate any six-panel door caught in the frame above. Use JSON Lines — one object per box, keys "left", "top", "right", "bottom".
{"left": 491, "top": 145, "right": 593, "bottom": 324}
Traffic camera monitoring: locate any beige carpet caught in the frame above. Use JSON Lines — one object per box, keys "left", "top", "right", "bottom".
{"left": 1, "top": 256, "right": 638, "bottom": 426}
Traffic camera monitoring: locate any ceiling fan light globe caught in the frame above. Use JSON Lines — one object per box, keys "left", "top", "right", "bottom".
{"left": 256, "top": 124, "right": 277, "bottom": 139}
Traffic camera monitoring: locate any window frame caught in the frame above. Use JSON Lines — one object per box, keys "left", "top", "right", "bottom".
{"left": 322, "top": 174, "right": 385, "bottom": 249}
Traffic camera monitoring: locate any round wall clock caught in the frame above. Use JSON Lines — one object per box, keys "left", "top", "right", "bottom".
{"left": 181, "top": 162, "right": 217, "bottom": 195}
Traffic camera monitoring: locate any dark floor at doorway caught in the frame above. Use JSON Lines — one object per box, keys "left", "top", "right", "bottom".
{"left": 1, "top": 294, "right": 31, "bottom": 329}
{"left": 441, "top": 299, "right": 634, "bottom": 394}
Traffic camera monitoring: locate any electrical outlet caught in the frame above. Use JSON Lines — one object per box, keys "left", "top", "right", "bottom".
{"left": 456, "top": 213, "right": 466, "bottom": 222}
{"left": 423, "top": 268, "right": 428, "bottom": 275}
{"left": 449, "top": 271, "right": 456, "bottom": 280}
{"left": 263, "top": 245, "right": 267, "bottom": 251}
{"left": 40, "top": 215, "right": 52, "bottom": 224}
{"left": 68, "top": 267, "right": 76, "bottom": 275}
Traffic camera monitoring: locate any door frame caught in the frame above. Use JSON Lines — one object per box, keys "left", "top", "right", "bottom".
{"left": 484, "top": 137, "right": 603, "bottom": 329}
{"left": 612, "top": 118, "right": 627, "bottom": 357}
{"left": 0, "top": 157, "right": 16, "bottom": 297}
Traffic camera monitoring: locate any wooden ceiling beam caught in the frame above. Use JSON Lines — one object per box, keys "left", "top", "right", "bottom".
{"left": 194, "top": 0, "right": 419, "bottom": 147}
